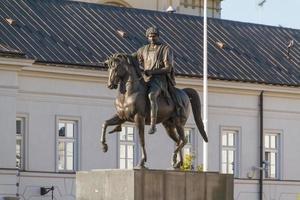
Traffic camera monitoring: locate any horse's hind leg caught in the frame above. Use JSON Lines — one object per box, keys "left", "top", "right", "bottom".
{"left": 162, "top": 121, "right": 181, "bottom": 168}
{"left": 101, "top": 114, "right": 124, "bottom": 152}
{"left": 134, "top": 114, "right": 147, "bottom": 168}
{"left": 175, "top": 125, "right": 187, "bottom": 169}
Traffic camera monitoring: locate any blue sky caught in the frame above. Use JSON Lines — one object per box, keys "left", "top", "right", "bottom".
{"left": 221, "top": 0, "right": 300, "bottom": 30}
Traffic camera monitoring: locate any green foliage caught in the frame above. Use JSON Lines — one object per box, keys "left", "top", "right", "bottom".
{"left": 181, "top": 154, "right": 194, "bottom": 171}
{"left": 197, "top": 164, "right": 204, "bottom": 172}
{"left": 180, "top": 154, "right": 203, "bottom": 172}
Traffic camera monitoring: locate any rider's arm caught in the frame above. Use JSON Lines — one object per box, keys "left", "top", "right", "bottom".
{"left": 146, "top": 46, "right": 173, "bottom": 76}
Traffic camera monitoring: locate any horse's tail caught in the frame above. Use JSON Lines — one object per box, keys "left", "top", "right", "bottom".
{"left": 183, "top": 88, "right": 208, "bottom": 142}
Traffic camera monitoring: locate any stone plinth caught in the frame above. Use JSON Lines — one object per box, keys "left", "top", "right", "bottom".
{"left": 76, "top": 169, "right": 233, "bottom": 200}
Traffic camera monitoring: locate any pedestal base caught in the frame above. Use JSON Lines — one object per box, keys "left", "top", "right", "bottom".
{"left": 76, "top": 169, "right": 233, "bottom": 200}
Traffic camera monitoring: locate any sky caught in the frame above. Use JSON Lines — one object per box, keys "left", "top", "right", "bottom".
{"left": 221, "top": 0, "right": 300, "bottom": 30}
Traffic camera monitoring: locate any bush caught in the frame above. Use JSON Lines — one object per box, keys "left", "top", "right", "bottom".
{"left": 180, "top": 154, "right": 203, "bottom": 172}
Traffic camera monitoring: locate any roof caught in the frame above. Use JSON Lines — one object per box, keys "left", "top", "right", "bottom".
{"left": 0, "top": 0, "right": 299, "bottom": 86}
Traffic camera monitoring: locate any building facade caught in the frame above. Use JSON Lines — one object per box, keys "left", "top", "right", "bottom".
{"left": 0, "top": 0, "right": 300, "bottom": 200}
{"left": 1, "top": 56, "right": 300, "bottom": 200}
{"left": 73, "top": 0, "right": 222, "bottom": 17}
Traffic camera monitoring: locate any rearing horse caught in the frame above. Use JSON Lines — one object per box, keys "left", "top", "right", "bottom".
{"left": 101, "top": 53, "right": 208, "bottom": 168}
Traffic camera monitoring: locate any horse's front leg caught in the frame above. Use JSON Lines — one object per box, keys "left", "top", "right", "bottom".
{"left": 101, "top": 114, "right": 124, "bottom": 152}
{"left": 134, "top": 114, "right": 147, "bottom": 168}
{"left": 108, "top": 124, "right": 122, "bottom": 134}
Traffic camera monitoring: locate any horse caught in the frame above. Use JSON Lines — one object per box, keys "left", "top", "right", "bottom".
{"left": 100, "top": 53, "right": 208, "bottom": 168}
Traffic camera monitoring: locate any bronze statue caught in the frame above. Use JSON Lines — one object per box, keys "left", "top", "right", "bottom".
{"left": 100, "top": 52, "right": 208, "bottom": 168}
{"left": 133, "top": 27, "right": 177, "bottom": 135}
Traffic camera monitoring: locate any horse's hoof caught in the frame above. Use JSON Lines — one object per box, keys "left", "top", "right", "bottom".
{"left": 173, "top": 162, "right": 182, "bottom": 169}
{"left": 148, "top": 125, "right": 157, "bottom": 135}
{"left": 173, "top": 165, "right": 179, "bottom": 169}
{"left": 134, "top": 159, "right": 147, "bottom": 169}
{"left": 102, "top": 143, "right": 108, "bottom": 152}
{"left": 109, "top": 125, "right": 122, "bottom": 134}
{"left": 172, "top": 162, "right": 177, "bottom": 168}
{"left": 134, "top": 165, "right": 148, "bottom": 169}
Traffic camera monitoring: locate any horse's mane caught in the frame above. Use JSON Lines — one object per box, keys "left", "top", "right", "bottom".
{"left": 110, "top": 53, "right": 143, "bottom": 81}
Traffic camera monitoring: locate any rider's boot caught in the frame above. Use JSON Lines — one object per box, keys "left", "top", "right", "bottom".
{"left": 148, "top": 97, "right": 158, "bottom": 135}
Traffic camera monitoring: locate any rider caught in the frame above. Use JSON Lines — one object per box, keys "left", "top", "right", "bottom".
{"left": 133, "top": 27, "right": 178, "bottom": 135}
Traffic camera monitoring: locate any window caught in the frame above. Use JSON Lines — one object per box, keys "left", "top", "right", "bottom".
{"left": 264, "top": 133, "right": 280, "bottom": 179}
{"left": 183, "top": 128, "right": 195, "bottom": 157}
{"left": 16, "top": 118, "right": 25, "bottom": 169}
{"left": 221, "top": 128, "right": 239, "bottom": 176}
{"left": 179, "top": 0, "right": 221, "bottom": 18}
{"left": 180, "top": 0, "right": 200, "bottom": 8}
{"left": 119, "top": 126, "right": 137, "bottom": 169}
{"left": 57, "top": 120, "right": 78, "bottom": 172}
{"left": 176, "top": 128, "right": 197, "bottom": 169}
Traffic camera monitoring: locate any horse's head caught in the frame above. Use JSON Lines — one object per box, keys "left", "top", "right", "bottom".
{"left": 105, "top": 54, "right": 128, "bottom": 89}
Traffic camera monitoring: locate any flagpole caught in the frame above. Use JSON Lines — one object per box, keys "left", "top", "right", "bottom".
{"left": 203, "top": 0, "right": 208, "bottom": 172}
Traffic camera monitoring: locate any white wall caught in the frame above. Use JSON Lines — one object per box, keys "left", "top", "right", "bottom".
{"left": 264, "top": 96, "right": 300, "bottom": 180}
{"left": 0, "top": 170, "right": 18, "bottom": 198}
{"left": 0, "top": 70, "right": 18, "bottom": 169}
{"left": 1, "top": 62, "right": 300, "bottom": 200}
{"left": 17, "top": 74, "right": 119, "bottom": 171}
{"left": 72, "top": 0, "right": 221, "bottom": 17}
{"left": 17, "top": 172, "right": 75, "bottom": 200}
{"left": 234, "top": 179, "right": 300, "bottom": 200}
{"left": 207, "top": 92, "right": 260, "bottom": 175}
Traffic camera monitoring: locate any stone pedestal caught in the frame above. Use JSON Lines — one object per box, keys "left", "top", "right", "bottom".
{"left": 76, "top": 169, "right": 233, "bottom": 200}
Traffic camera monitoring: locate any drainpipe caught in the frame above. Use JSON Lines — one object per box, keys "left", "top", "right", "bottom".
{"left": 259, "top": 91, "right": 264, "bottom": 200}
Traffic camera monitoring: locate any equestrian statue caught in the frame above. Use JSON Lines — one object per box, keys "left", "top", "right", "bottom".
{"left": 100, "top": 27, "right": 208, "bottom": 169}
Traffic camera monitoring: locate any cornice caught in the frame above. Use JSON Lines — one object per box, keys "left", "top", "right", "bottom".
{"left": 17, "top": 63, "right": 300, "bottom": 98}
{"left": 0, "top": 57, "right": 34, "bottom": 71}
{"left": 19, "top": 64, "right": 108, "bottom": 83}
{"left": 176, "top": 77, "right": 300, "bottom": 99}
{"left": 17, "top": 90, "right": 115, "bottom": 107}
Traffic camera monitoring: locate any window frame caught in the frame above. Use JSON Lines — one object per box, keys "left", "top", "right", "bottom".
{"left": 183, "top": 127, "right": 197, "bottom": 165}
{"left": 117, "top": 125, "right": 139, "bottom": 169}
{"left": 55, "top": 116, "right": 80, "bottom": 173}
{"left": 173, "top": 126, "right": 198, "bottom": 168}
{"left": 220, "top": 126, "right": 241, "bottom": 178}
{"left": 16, "top": 116, "right": 27, "bottom": 170}
{"left": 264, "top": 130, "right": 282, "bottom": 180}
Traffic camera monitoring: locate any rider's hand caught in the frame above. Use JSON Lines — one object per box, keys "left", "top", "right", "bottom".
{"left": 144, "top": 70, "right": 152, "bottom": 76}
